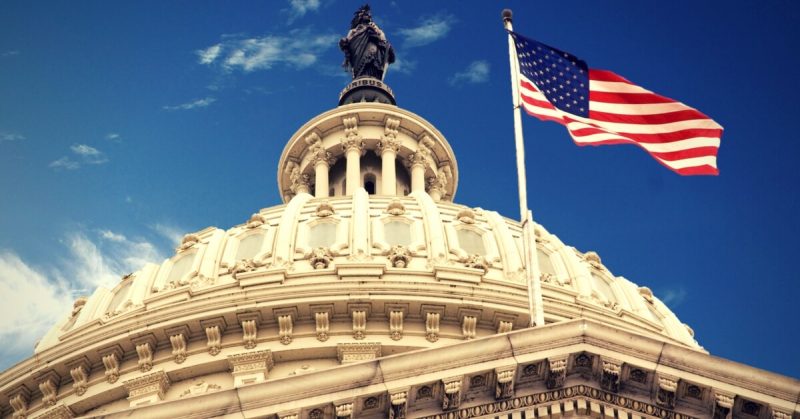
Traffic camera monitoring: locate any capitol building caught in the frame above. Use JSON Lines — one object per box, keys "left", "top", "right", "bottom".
{"left": 1, "top": 7, "right": 798, "bottom": 419}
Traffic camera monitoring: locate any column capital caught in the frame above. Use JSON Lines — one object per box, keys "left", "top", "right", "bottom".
{"left": 309, "top": 144, "right": 334, "bottom": 167}
{"left": 377, "top": 137, "right": 401, "bottom": 155}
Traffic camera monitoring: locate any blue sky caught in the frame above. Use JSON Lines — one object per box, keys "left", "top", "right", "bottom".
{"left": 1, "top": 1, "right": 798, "bottom": 378}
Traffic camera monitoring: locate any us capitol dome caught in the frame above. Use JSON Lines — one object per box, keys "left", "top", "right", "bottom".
{"left": 1, "top": 6, "right": 797, "bottom": 419}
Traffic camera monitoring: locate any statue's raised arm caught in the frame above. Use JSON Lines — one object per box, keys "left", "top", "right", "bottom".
{"left": 340, "top": 5, "right": 395, "bottom": 81}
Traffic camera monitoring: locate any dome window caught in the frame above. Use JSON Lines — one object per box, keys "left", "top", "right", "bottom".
{"left": 236, "top": 233, "right": 264, "bottom": 261}
{"left": 384, "top": 220, "right": 411, "bottom": 246}
{"left": 167, "top": 254, "right": 195, "bottom": 285}
{"left": 309, "top": 222, "right": 337, "bottom": 248}
{"left": 457, "top": 229, "right": 486, "bottom": 256}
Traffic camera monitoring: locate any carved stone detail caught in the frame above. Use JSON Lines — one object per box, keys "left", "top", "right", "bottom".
{"left": 228, "top": 258, "right": 261, "bottom": 279}
{"left": 461, "top": 315, "right": 477, "bottom": 340}
{"left": 278, "top": 314, "right": 293, "bottom": 345}
{"left": 456, "top": 208, "right": 476, "bottom": 224}
{"left": 101, "top": 352, "right": 121, "bottom": 384}
{"left": 337, "top": 342, "right": 381, "bottom": 363}
{"left": 310, "top": 247, "right": 333, "bottom": 269}
{"left": 315, "top": 311, "right": 330, "bottom": 341}
{"left": 389, "top": 310, "right": 403, "bottom": 340}
{"left": 135, "top": 342, "right": 154, "bottom": 372}
{"left": 68, "top": 365, "right": 89, "bottom": 396}
{"left": 495, "top": 367, "right": 516, "bottom": 400}
{"left": 772, "top": 408, "right": 793, "bottom": 419}
{"left": 227, "top": 350, "right": 274, "bottom": 387}
{"left": 241, "top": 319, "right": 258, "bottom": 349}
{"left": 638, "top": 286, "right": 655, "bottom": 303}
{"left": 600, "top": 359, "right": 622, "bottom": 393}
{"left": 389, "top": 391, "right": 408, "bottom": 419}
{"left": 335, "top": 402, "right": 354, "bottom": 419}
{"left": 388, "top": 245, "right": 411, "bottom": 268}
{"left": 179, "top": 380, "right": 221, "bottom": 398}
{"left": 425, "top": 312, "right": 440, "bottom": 342}
{"left": 34, "top": 404, "right": 74, "bottom": 419}
{"left": 656, "top": 375, "right": 678, "bottom": 409}
{"left": 315, "top": 202, "right": 335, "bottom": 217}
{"left": 497, "top": 320, "right": 513, "bottom": 334}
{"left": 352, "top": 310, "right": 367, "bottom": 339}
{"left": 386, "top": 199, "right": 406, "bottom": 215}
{"left": 123, "top": 370, "right": 170, "bottom": 406}
{"left": 461, "top": 253, "right": 489, "bottom": 274}
{"left": 169, "top": 333, "right": 188, "bottom": 364}
{"left": 8, "top": 387, "right": 30, "bottom": 419}
{"left": 546, "top": 356, "right": 567, "bottom": 389}
{"left": 246, "top": 213, "right": 266, "bottom": 229}
{"left": 442, "top": 378, "right": 462, "bottom": 411}
{"left": 205, "top": 325, "right": 222, "bottom": 355}
{"left": 712, "top": 390, "right": 735, "bottom": 419}
{"left": 286, "top": 161, "right": 310, "bottom": 195}
{"left": 177, "top": 233, "right": 200, "bottom": 252}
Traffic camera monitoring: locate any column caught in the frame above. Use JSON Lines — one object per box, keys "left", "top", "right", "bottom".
{"left": 344, "top": 142, "right": 361, "bottom": 195}
{"left": 379, "top": 140, "right": 399, "bottom": 196}
{"left": 409, "top": 154, "right": 426, "bottom": 193}
{"left": 314, "top": 159, "right": 329, "bottom": 198}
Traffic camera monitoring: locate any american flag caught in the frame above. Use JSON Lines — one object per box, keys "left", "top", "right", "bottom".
{"left": 510, "top": 31, "right": 722, "bottom": 175}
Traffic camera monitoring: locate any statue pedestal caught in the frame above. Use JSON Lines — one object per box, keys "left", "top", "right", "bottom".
{"left": 339, "top": 77, "right": 396, "bottom": 105}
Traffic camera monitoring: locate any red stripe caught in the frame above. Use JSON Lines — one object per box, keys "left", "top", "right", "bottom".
{"left": 588, "top": 69, "right": 634, "bottom": 84}
{"left": 588, "top": 109, "right": 711, "bottom": 125}
{"left": 520, "top": 92, "right": 555, "bottom": 110}
{"left": 649, "top": 147, "right": 719, "bottom": 162}
{"left": 520, "top": 79, "right": 540, "bottom": 93}
{"left": 674, "top": 165, "right": 719, "bottom": 176}
{"left": 521, "top": 105, "right": 566, "bottom": 124}
{"left": 590, "top": 91, "right": 676, "bottom": 104}
{"left": 568, "top": 120, "right": 722, "bottom": 144}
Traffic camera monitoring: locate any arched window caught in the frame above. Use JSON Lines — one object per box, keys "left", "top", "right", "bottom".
{"left": 364, "top": 173, "right": 376, "bottom": 194}
{"left": 167, "top": 254, "right": 195, "bottom": 285}
{"left": 384, "top": 221, "right": 411, "bottom": 246}
{"left": 457, "top": 229, "right": 486, "bottom": 255}
{"left": 236, "top": 233, "right": 264, "bottom": 261}
{"left": 309, "top": 223, "right": 337, "bottom": 248}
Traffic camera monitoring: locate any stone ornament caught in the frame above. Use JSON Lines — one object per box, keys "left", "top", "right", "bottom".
{"left": 228, "top": 350, "right": 274, "bottom": 387}
{"left": 425, "top": 312, "right": 440, "bottom": 342}
{"left": 135, "top": 342, "right": 154, "bottom": 372}
{"left": 315, "top": 311, "right": 330, "bottom": 341}
{"left": 177, "top": 234, "right": 200, "bottom": 252}
{"left": 68, "top": 365, "right": 88, "bottom": 397}
{"left": 337, "top": 342, "right": 381, "bottom": 364}
{"left": 546, "top": 356, "right": 568, "bottom": 389}
{"left": 352, "top": 310, "right": 367, "bottom": 339}
{"left": 461, "top": 315, "right": 477, "bottom": 340}
{"left": 713, "top": 390, "right": 734, "bottom": 419}
{"left": 656, "top": 375, "right": 678, "bottom": 409}
{"left": 389, "top": 391, "right": 407, "bottom": 419}
{"left": 495, "top": 368, "right": 516, "bottom": 400}
{"left": 241, "top": 319, "right": 258, "bottom": 349}
{"left": 638, "top": 286, "right": 655, "bottom": 303}
{"left": 315, "top": 202, "right": 335, "bottom": 217}
{"left": 310, "top": 247, "right": 333, "bottom": 269}
{"left": 228, "top": 258, "right": 262, "bottom": 278}
{"left": 335, "top": 402, "right": 353, "bottom": 419}
{"left": 205, "top": 325, "right": 222, "bottom": 355}
{"left": 101, "top": 352, "right": 121, "bottom": 384}
{"left": 461, "top": 253, "right": 490, "bottom": 274}
{"left": 386, "top": 199, "right": 405, "bottom": 215}
{"left": 7, "top": 387, "right": 30, "bottom": 419}
{"left": 169, "top": 333, "right": 188, "bottom": 364}
{"left": 600, "top": 359, "right": 622, "bottom": 393}
{"left": 388, "top": 245, "right": 411, "bottom": 268}
{"left": 179, "top": 380, "right": 221, "bottom": 398}
{"left": 441, "top": 378, "right": 462, "bottom": 411}
{"left": 584, "top": 251, "right": 604, "bottom": 269}
{"left": 245, "top": 213, "right": 266, "bottom": 229}
{"left": 389, "top": 310, "right": 403, "bottom": 340}
{"left": 124, "top": 370, "right": 171, "bottom": 407}
{"left": 456, "top": 208, "right": 476, "bottom": 224}
{"left": 278, "top": 314, "right": 293, "bottom": 345}
{"left": 36, "top": 372, "right": 60, "bottom": 407}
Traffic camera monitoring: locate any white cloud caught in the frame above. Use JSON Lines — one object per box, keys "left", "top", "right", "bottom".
{"left": 658, "top": 287, "right": 688, "bottom": 306}
{"left": 106, "top": 133, "right": 121, "bottom": 141}
{"left": 197, "top": 30, "right": 338, "bottom": 73}
{"left": 0, "top": 251, "right": 74, "bottom": 367}
{"left": 163, "top": 97, "right": 216, "bottom": 111}
{"left": 49, "top": 156, "right": 80, "bottom": 170}
{"left": 71, "top": 144, "right": 101, "bottom": 157}
{"left": 289, "top": 0, "right": 321, "bottom": 17}
{"left": 0, "top": 132, "right": 24, "bottom": 142}
{"left": 151, "top": 223, "right": 185, "bottom": 247}
{"left": 390, "top": 57, "right": 417, "bottom": 75}
{"left": 99, "top": 229, "right": 127, "bottom": 242}
{"left": 449, "top": 60, "right": 490, "bottom": 85}
{"left": 197, "top": 44, "right": 222, "bottom": 64}
{"left": 399, "top": 14, "right": 456, "bottom": 47}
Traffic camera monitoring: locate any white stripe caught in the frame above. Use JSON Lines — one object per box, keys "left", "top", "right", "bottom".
{"left": 566, "top": 116, "right": 721, "bottom": 135}
{"left": 656, "top": 155, "right": 718, "bottom": 170}
{"left": 590, "top": 80, "right": 654, "bottom": 94}
{"left": 589, "top": 101, "right": 694, "bottom": 115}
{"left": 521, "top": 102, "right": 561, "bottom": 119}
{"left": 571, "top": 132, "right": 720, "bottom": 151}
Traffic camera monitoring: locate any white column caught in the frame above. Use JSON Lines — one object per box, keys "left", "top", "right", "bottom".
{"left": 345, "top": 145, "right": 360, "bottom": 195}
{"left": 314, "top": 160, "right": 329, "bottom": 198}
{"left": 411, "top": 162, "right": 425, "bottom": 193}
{"left": 380, "top": 145, "right": 398, "bottom": 196}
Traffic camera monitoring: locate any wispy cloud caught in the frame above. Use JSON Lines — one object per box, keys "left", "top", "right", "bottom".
{"left": 449, "top": 60, "right": 490, "bottom": 85}
{"left": 1, "top": 50, "right": 19, "bottom": 57}
{"left": 657, "top": 287, "right": 688, "bottom": 306}
{"left": 197, "top": 29, "right": 338, "bottom": 73}
{"left": 0, "top": 229, "right": 166, "bottom": 369}
{"left": 399, "top": 14, "right": 456, "bottom": 48}
{"left": 106, "top": 132, "right": 121, "bottom": 142}
{"left": 390, "top": 57, "right": 417, "bottom": 75}
{"left": 151, "top": 223, "right": 185, "bottom": 247}
{"left": 163, "top": 97, "right": 216, "bottom": 111}
{"left": 50, "top": 144, "right": 108, "bottom": 170}
{"left": 288, "top": 0, "right": 321, "bottom": 17}
{"left": 0, "top": 132, "right": 25, "bottom": 142}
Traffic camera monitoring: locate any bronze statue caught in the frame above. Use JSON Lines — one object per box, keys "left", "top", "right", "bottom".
{"left": 340, "top": 5, "right": 395, "bottom": 81}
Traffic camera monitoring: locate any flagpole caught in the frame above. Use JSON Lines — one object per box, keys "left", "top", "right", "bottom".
{"left": 503, "top": 9, "right": 545, "bottom": 328}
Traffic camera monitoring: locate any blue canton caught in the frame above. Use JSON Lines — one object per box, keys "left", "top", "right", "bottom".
{"left": 510, "top": 32, "right": 590, "bottom": 118}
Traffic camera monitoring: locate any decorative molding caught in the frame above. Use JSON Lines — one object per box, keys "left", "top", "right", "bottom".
{"left": 237, "top": 313, "right": 261, "bottom": 349}
{"left": 278, "top": 314, "right": 293, "bottom": 345}
{"left": 227, "top": 350, "right": 274, "bottom": 387}
{"left": 310, "top": 247, "right": 333, "bottom": 269}
{"left": 656, "top": 374, "right": 679, "bottom": 409}
{"left": 335, "top": 402, "right": 354, "bottom": 419}
{"left": 600, "top": 358, "right": 622, "bottom": 393}
{"left": 388, "top": 244, "right": 411, "bottom": 268}
{"left": 461, "top": 315, "right": 477, "bottom": 340}
{"left": 179, "top": 380, "right": 221, "bottom": 398}
{"left": 99, "top": 346, "right": 123, "bottom": 384}
{"left": 425, "top": 312, "right": 440, "bottom": 342}
{"left": 123, "top": 370, "right": 170, "bottom": 407}
{"left": 389, "top": 390, "right": 408, "bottom": 419}
{"left": 169, "top": 333, "right": 187, "bottom": 364}
{"left": 352, "top": 310, "right": 367, "bottom": 340}
{"left": 713, "top": 390, "right": 734, "bottom": 419}
{"left": 441, "top": 377, "right": 463, "bottom": 411}
{"left": 35, "top": 370, "right": 60, "bottom": 407}
{"left": 34, "top": 404, "right": 74, "bottom": 419}
{"left": 65, "top": 357, "right": 90, "bottom": 397}
{"left": 135, "top": 342, "right": 154, "bottom": 372}
{"left": 546, "top": 356, "right": 568, "bottom": 389}
{"left": 7, "top": 386, "right": 30, "bottom": 419}
{"left": 200, "top": 318, "right": 226, "bottom": 356}
{"left": 389, "top": 310, "right": 403, "bottom": 340}
{"left": 337, "top": 342, "right": 381, "bottom": 364}
{"left": 495, "top": 367, "right": 516, "bottom": 400}
{"left": 497, "top": 320, "right": 513, "bottom": 334}
{"left": 314, "top": 311, "right": 330, "bottom": 342}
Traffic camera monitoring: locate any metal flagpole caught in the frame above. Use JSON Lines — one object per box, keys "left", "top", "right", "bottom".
{"left": 503, "top": 9, "right": 545, "bottom": 328}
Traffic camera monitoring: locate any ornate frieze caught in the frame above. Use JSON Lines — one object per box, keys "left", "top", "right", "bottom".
{"left": 227, "top": 350, "right": 274, "bottom": 387}
{"left": 337, "top": 342, "right": 381, "bottom": 364}
{"left": 123, "top": 370, "right": 170, "bottom": 407}
{"left": 546, "top": 356, "right": 568, "bottom": 389}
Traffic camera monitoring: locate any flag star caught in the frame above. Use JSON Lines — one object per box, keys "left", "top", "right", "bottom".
{"left": 579, "top": 107, "right": 585, "bottom": 112}
{"left": 580, "top": 83, "right": 585, "bottom": 87}
{"left": 566, "top": 92, "right": 570, "bottom": 97}
{"left": 566, "top": 80, "right": 571, "bottom": 85}
{"left": 573, "top": 88, "right": 577, "bottom": 92}
{"left": 566, "top": 103, "right": 571, "bottom": 108}
{"left": 580, "top": 96, "right": 585, "bottom": 100}
{"left": 559, "top": 95, "right": 564, "bottom": 99}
